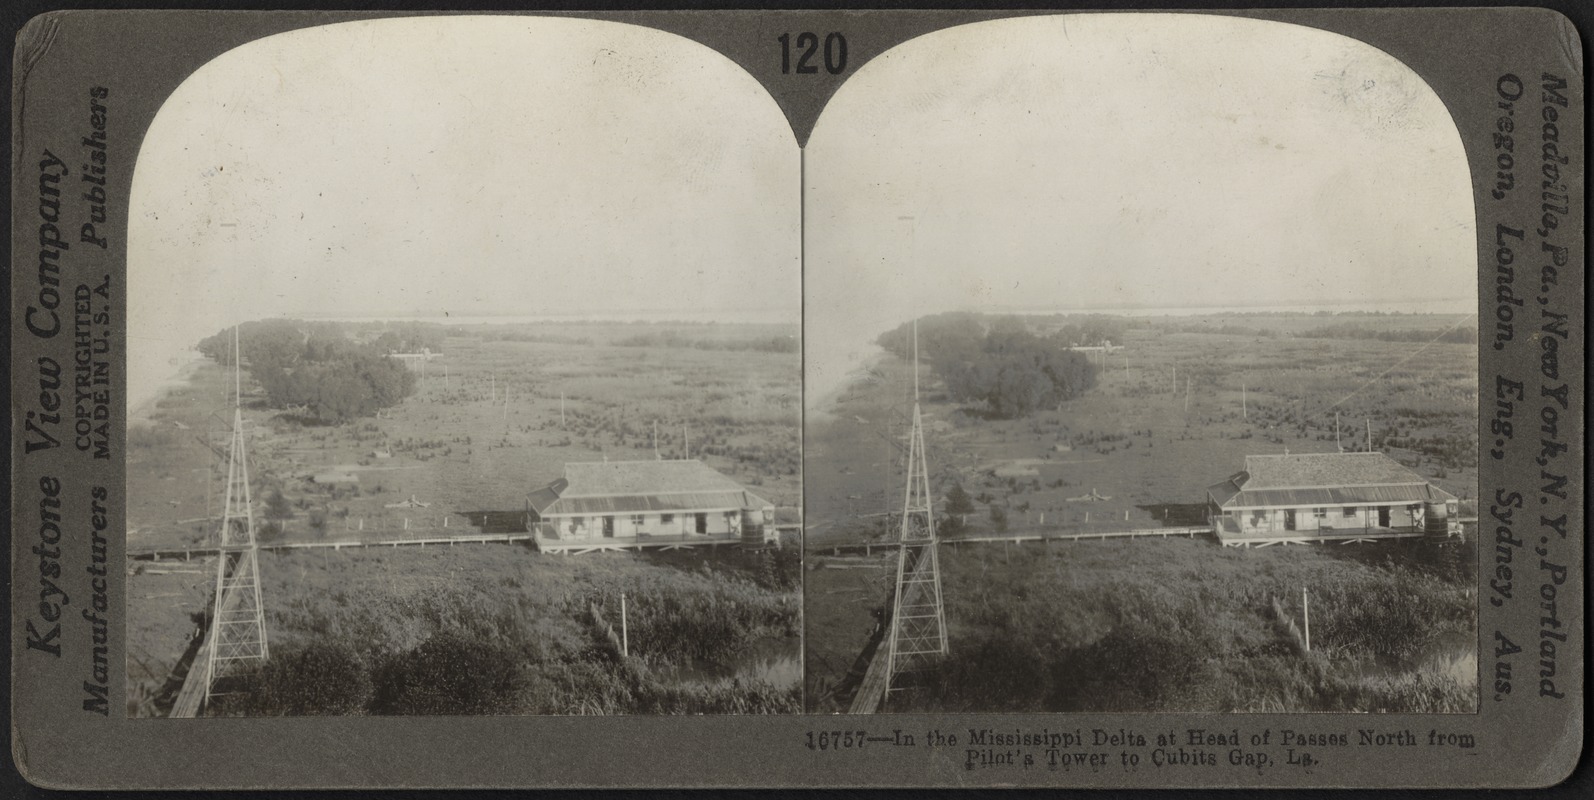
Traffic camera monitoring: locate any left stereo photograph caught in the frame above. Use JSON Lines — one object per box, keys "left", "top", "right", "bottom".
{"left": 125, "top": 15, "right": 803, "bottom": 718}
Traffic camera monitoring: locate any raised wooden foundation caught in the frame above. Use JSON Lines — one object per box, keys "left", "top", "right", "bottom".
{"left": 1215, "top": 528, "right": 1429, "bottom": 548}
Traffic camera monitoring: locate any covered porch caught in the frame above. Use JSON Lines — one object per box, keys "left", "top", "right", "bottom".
{"left": 1212, "top": 501, "right": 1460, "bottom": 548}
{"left": 531, "top": 508, "right": 770, "bottom": 554}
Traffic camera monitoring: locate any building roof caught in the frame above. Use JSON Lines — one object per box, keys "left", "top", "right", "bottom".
{"left": 528, "top": 460, "right": 772, "bottom": 517}
{"left": 1208, "top": 452, "right": 1457, "bottom": 509}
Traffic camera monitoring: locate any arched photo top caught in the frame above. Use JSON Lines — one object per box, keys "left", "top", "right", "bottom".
{"left": 128, "top": 14, "right": 798, "bottom": 411}
{"left": 804, "top": 13, "right": 1475, "bottom": 400}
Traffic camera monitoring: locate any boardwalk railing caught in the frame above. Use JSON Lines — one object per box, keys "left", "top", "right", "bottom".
{"left": 129, "top": 532, "right": 535, "bottom": 561}
{"left": 812, "top": 525, "right": 1214, "bottom": 555}
{"left": 131, "top": 526, "right": 801, "bottom": 561}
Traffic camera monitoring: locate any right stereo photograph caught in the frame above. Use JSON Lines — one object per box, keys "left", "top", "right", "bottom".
{"left": 802, "top": 14, "right": 1480, "bottom": 715}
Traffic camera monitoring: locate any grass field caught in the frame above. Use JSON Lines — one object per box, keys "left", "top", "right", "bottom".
{"left": 131, "top": 544, "right": 801, "bottom": 717}
{"left": 806, "top": 536, "right": 1475, "bottom": 713}
{"left": 127, "top": 320, "right": 801, "bottom": 716}
{"left": 803, "top": 312, "right": 1478, "bottom": 713}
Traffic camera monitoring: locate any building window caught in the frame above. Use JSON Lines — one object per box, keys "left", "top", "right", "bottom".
{"left": 631, "top": 514, "right": 645, "bottom": 527}
{"left": 1312, "top": 507, "right": 1328, "bottom": 520}
{"left": 661, "top": 514, "right": 675, "bottom": 524}
{"left": 570, "top": 516, "right": 583, "bottom": 527}
{"left": 1342, "top": 506, "right": 1357, "bottom": 518}
{"left": 1250, "top": 512, "right": 1267, "bottom": 525}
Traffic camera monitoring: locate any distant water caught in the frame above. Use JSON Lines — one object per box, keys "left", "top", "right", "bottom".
{"left": 302, "top": 309, "right": 796, "bottom": 326}
{"left": 974, "top": 298, "right": 1475, "bottom": 317}
{"left": 806, "top": 343, "right": 886, "bottom": 415}
{"left": 128, "top": 344, "right": 205, "bottom": 419}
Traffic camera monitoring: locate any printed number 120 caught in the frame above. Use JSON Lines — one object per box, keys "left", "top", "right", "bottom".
{"left": 778, "top": 32, "right": 847, "bottom": 74}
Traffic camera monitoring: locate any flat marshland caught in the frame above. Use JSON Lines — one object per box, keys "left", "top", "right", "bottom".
{"left": 127, "top": 321, "right": 801, "bottom": 716}
{"left": 130, "top": 321, "right": 799, "bottom": 550}
{"left": 804, "top": 312, "right": 1478, "bottom": 713}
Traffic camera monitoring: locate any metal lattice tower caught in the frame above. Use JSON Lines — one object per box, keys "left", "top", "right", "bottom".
{"left": 203, "top": 326, "right": 269, "bottom": 705}
{"left": 884, "top": 320, "right": 947, "bottom": 697}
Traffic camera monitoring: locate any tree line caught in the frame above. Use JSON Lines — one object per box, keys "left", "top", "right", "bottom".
{"left": 1297, "top": 323, "right": 1477, "bottom": 344}
{"left": 197, "top": 319, "right": 425, "bottom": 422}
{"left": 876, "top": 313, "right": 1099, "bottom": 418}
{"left": 615, "top": 330, "right": 799, "bottom": 353}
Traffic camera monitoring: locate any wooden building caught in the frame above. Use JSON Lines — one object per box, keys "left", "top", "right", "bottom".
{"left": 526, "top": 459, "right": 776, "bottom": 554}
{"left": 1206, "top": 452, "right": 1460, "bottom": 547}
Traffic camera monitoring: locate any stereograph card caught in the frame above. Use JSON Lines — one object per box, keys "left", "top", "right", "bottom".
{"left": 7, "top": 6, "right": 1585, "bottom": 790}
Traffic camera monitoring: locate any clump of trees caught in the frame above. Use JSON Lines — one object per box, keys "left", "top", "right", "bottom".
{"left": 197, "top": 319, "right": 421, "bottom": 423}
{"left": 877, "top": 314, "right": 1098, "bottom": 418}
{"left": 942, "top": 483, "right": 975, "bottom": 534}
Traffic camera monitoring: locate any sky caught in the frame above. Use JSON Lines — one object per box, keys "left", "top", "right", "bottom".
{"left": 129, "top": 15, "right": 799, "bottom": 408}
{"left": 804, "top": 14, "right": 1477, "bottom": 404}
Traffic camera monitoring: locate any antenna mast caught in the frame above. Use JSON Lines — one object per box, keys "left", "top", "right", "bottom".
{"left": 199, "top": 323, "right": 270, "bottom": 711}
{"left": 883, "top": 317, "right": 948, "bottom": 703}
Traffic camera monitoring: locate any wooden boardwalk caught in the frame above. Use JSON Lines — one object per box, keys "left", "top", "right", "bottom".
{"left": 167, "top": 639, "right": 210, "bottom": 718}
{"left": 814, "top": 525, "right": 1213, "bottom": 555}
{"left": 168, "top": 564, "right": 258, "bottom": 718}
{"left": 130, "top": 533, "right": 538, "bottom": 561}
{"left": 132, "top": 525, "right": 801, "bottom": 561}
{"left": 845, "top": 532, "right": 949, "bottom": 715}
{"left": 847, "top": 640, "right": 891, "bottom": 715}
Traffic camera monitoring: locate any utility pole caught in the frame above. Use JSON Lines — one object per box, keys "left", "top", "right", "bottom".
{"left": 1185, "top": 377, "right": 1191, "bottom": 413}
{"left": 560, "top": 391, "right": 565, "bottom": 427}
{"left": 684, "top": 423, "right": 690, "bottom": 459}
{"left": 205, "top": 428, "right": 213, "bottom": 520}
{"left": 1366, "top": 418, "right": 1372, "bottom": 452}
{"left": 1336, "top": 412, "right": 1342, "bottom": 452}
{"left": 1242, "top": 382, "right": 1247, "bottom": 421}
{"left": 653, "top": 420, "right": 659, "bottom": 459}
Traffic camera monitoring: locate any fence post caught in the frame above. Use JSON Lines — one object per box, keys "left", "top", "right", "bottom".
{"left": 1303, "top": 587, "right": 1311, "bottom": 653}
{"left": 620, "top": 592, "right": 629, "bottom": 658}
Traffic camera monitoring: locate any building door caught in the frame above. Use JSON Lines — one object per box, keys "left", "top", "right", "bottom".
{"left": 1377, "top": 506, "right": 1391, "bottom": 527}
{"left": 695, "top": 513, "right": 708, "bottom": 534}
{"left": 602, "top": 516, "right": 615, "bottom": 538}
{"left": 1284, "top": 510, "right": 1297, "bottom": 531}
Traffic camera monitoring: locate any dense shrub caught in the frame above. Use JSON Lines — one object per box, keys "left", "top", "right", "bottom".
{"left": 220, "top": 641, "right": 372, "bottom": 716}
{"left": 369, "top": 633, "right": 525, "bottom": 716}
{"left": 632, "top": 679, "right": 801, "bottom": 715}
{"left": 888, "top": 540, "right": 1476, "bottom": 715}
